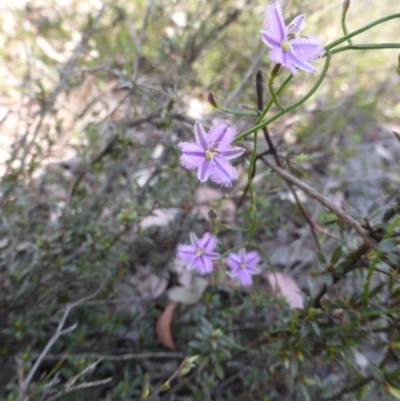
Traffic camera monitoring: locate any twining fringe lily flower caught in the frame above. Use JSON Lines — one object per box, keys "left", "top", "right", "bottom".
{"left": 226, "top": 249, "right": 261, "bottom": 286}
{"left": 178, "top": 120, "right": 244, "bottom": 187}
{"left": 260, "top": 1, "right": 325, "bottom": 75}
{"left": 177, "top": 232, "right": 220, "bottom": 275}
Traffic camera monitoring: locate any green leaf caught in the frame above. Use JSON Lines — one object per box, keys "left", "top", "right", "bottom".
{"left": 330, "top": 245, "right": 342, "bottom": 265}
{"left": 140, "top": 382, "right": 150, "bottom": 401}
{"left": 368, "top": 206, "right": 388, "bottom": 221}
{"left": 368, "top": 364, "right": 384, "bottom": 382}
{"left": 387, "top": 253, "right": 400, "bottom": 266}
{"left": 379, "top": 239, "right": 398, "bottom": 253}
{"left": 316, "top": 252, "right": 326, "bottom": 265}
{"left": 214, "top": 361, "right": 224, "bottom": 380}
{"left": 385, "top": 383, "right": 400, "bottom": 399}
{"left": 310, "top": 321, "right": 321, "bottom": 337}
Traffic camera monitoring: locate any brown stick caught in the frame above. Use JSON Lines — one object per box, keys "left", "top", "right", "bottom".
{"left": 261, "top": 156, "right": 379, "bottom": 251}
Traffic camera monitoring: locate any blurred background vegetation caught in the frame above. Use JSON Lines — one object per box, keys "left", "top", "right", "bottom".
{"left": 0, "top": 0, "right": 399, "bottom": 400}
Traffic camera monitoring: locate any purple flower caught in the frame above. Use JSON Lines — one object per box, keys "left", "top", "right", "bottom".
{"left": 260, "top": 1, "right": 325, "bottom": 75}
{"left": 177, "top": 232, "right": 220, "bottom": 275}
{"left": 178, "top": 120, "right": 244, "bottom": 187}
{"left": 226, "top": 249, "right": 262, "bottom": 286}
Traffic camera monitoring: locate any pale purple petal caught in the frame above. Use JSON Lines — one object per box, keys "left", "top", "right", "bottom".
{"left": 177, "top": 244, "right": 196, "bottom": 261}
{"left": 290, "top": 37, "right": 325, "bottom": 61}
{"left": 194, "top": 121, "right": 208, "bottom": 149}
{"left": 205, "top": 251, "right": 220, "bottom": 260}
{"left": 200, "top": 232, "right": 217, "bottom": 253}
{"left": 264, "top": 1, "right": 287, "bottom": 43}
{"left": 247, "top": 265, "right": 261, "bottom": 275}
{"left": 179, "top": 142, "right": 206, "bottom": 169}
{"left": 244, "top": 251, "right": 262, "bottom": 267}
{"left": 261, "top": 29, "right": 281, "bottom": 49}
{"left": 210, "top": 157, "right": 239, "bottom": 187}
{"left": 228, "top": 267, "right": 240, "bottom": 278}
{"left": 197, "top": 256, "right": 213, "bottom": 275}
{"left": 189, "top": 232, "right": 200, "bottom": 248}
{"left": 186, "top": 257, "right": 198, "bottom": 271}
{"left": 179, "top": 120, "right": 241, "bottom": 187}
{"left": 218, "top": 124, "right": 237, "bottom": 150}
{"left": 287, "top": 14, "right": 305, "bottom": 35}
{"left": 177, "top": 232, "right": 220, "bottom": 275}
{"left": 269, "top": 46, "right": 287, "bottom": 67}
{"left": 219, "top": 146, "right": 244, "bottom": 160}
{"left": 226, "top": 254, "right": 241, "bottom": 270}
{"left": 260, "top": 1, "right": 324, "bottom": 76}
{"left": 226, "top": 249, "right": 262, "bottom": 286}
{"left": 237, "top": 269, "right": 252, "bottom": 286}
{"left": 207, "top": 121, "right": 229, "bottom": 144}
{"left": 197, "top": 160, "right": 212, "bottom": 182}
{"left": 288, "top": 52, "right": 316, "bottom": 73}
{"left": 238, "top": 248, "right": 246, "bottom": 261}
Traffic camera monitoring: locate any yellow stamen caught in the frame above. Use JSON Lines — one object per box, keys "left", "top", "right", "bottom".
{"left": 280, "top": 41, "right": 291, "bottom": 52}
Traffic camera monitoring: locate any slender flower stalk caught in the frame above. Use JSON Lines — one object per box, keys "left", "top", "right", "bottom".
{"left": 260, "top": 1, "right": 325, "bottom": 75}
{"left": 226, "top": 249, "right": 261, "bottom": 286}
{"left": 178, "top": 120, "right": 244, "bottom": 187}
{"left": 177, "top": 232, "right": 220, "bottom": 275}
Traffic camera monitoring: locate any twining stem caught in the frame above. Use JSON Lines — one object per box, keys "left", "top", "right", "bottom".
{"left": 325, "top": 13, "right": 400, "bottom": 50}
{"left": 331, "top": 43, "right": 400, "bottom": 55}
{"left": 256, "top": 74, "right": 293, "bottom": 125}
{"left": 219, "top": 108, "right": 259, "bottom": 117}
{"left": 341, "top": 11, "right": 353, "bottom": 46}
{"left": 268, "top": 82, "right": 286, "bottom": 112}
{"left": 234, "top": 51, "right": 331, "bottom": 143}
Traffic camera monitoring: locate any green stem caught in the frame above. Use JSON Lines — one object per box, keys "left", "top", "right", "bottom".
{"left": 362, "top": 216, "right": 400, "bottom": 310}
{"left": 219, "top": 107, "right": 259, "bottom": 118}
{"left": 219, "top": 243, "right": 248, "bottom": 259}
{"left": 234, "top": 50, "right": 331, "bottom": 143}
{"left": 325, "top": 13, "right": 400, "bottom": 50}
{"left": 341, "top": 13, "right": 353, "bottom": 46}
{"left": 213, "top": 220, "right": 249, "bottom": 233}
{"left": 247, "top": 241, "right": 273, "bottom": 270}
{"left": 331, "top": 43, "right": 400, "bottom": 55}
{"left": 268, "top": 82, "right": 287, "bottom": 112}
{"left": 256, "top": 74, "right": 293, "bottom": 125}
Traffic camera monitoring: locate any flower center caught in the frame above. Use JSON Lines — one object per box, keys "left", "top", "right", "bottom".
{"left": 196, "top": 248, "right": 204, "bottom": 257}
{"left": 280, "top": 41, "right": 291, "bottom": 52}
{"left": 240, "top": 262, "right": 246, "bottom": 269}
{"left": 205, "top": 141, "right": 220, "bottom": 162}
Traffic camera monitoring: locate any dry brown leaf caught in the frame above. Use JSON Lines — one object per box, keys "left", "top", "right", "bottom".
{"left": 156, "top": 302, "right": 178, "bottom": 351}
{"left": 263, "top": 273, "right": 304, "bottom": 309}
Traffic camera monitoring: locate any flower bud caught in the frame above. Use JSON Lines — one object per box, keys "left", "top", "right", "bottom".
{"left": 342, "top": 0, "right": 350, "bottom": 15}
{"left": 208, "top": 209, "right": 217, "bottom": 221}
{"left": 268, "top": 63, "right": 283, "bottom": 85}
{"left": 208, "top": 92, "right": 219, "bottom": 108}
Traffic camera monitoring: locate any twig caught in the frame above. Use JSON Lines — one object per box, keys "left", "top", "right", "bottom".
{"left": 44, "top": 378, "right": 113, "bottom": 401}
{"left": 42, "top": 352, "right": 185, "bottom": 361}
{"left": 260, "top": 156, "right": 379, "bottom": 251}
{"left": 241, "top": 70, "right": 321, "bottom": 251}
{"left": 19, "top": 3, "right": 110, "bottom": 176}
{"left": 17, "top": 290, "right": 101, "bottom": 401}
{"left": 313, "top": 244, "right": 370, "bottom": 308}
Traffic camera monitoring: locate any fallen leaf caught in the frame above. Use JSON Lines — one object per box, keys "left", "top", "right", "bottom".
{"left": 193, "top": 186, "right": 236, "bottom": 224}
{"left": 156, "top": 302, "right": 178, "bottom": 351}
{"left": 168, "top": 276, "right": 208, "bottom": 305}
{"left": 263, "top": 272, "right": 304, "bottom": 309}
{"left": 140, "top": 208, "right": 180, "bottom": 229}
